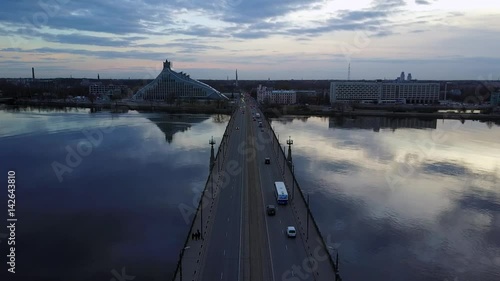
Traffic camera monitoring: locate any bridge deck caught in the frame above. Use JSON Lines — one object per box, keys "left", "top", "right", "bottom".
{"left": 173, "top": 95, "right": 340, "bottom": 281}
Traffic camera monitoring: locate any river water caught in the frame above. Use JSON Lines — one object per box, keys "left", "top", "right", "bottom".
{"left": 0, "top": 107, "right": 499, "bottom": 281}
{"left": 271, "top": 115, "right": 500, "bottom": 281}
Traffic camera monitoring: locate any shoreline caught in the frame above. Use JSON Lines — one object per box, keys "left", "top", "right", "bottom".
{"left": 4, "top": 100, "right": 500, "bottom": 120}
{"left": 263, "top": 109, "right": 500, "bottom": 120}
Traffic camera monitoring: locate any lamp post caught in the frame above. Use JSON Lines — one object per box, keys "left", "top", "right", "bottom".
{"left": 286, "top": 136, "right": 293, "bottom": 159}
{"left": 179, "top": 246, "right": 190, "bottom": 281}
{"left": 291, "top": 163, "right": 295, "bottom": 201}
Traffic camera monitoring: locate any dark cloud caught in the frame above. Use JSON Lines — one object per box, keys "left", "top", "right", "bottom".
{"left": 1, "top": 47, "right": 172, "bottom": 61}
{"left": 0, "top": 0, "right": 175, "bottom": 35}
{"left": 283, "top": 0, "right": 405, "bottom": 37}
{"left": 134, "top": 42, "right": 224, "bottom": 53}
{"left": 415, "top": 0, "right": 434, "bottom": 5}
{"left": 163, "top": 24, "right": 227, "bottom": 38}
{"left": 10, "top": 28, "right": 147, "bottom": 47}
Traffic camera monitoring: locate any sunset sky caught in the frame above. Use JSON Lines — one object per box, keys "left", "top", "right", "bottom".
{"left": 1, "top": 0, "right": 499, "bottom": 80}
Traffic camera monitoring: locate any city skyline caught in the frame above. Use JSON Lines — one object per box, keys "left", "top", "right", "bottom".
{"left": 1, "top": 0, "right": 499, "bottom": 80}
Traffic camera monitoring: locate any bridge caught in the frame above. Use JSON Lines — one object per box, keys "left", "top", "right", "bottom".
{"left": 173, "top": 95, "right": 342, "bottom": 281}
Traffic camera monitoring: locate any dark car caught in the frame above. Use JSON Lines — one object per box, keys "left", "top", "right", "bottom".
{"left": 266, "top": 205, "right": 276, "bottom": 216}
{"left": 265, "top": 158, "right": 270, "bottom": 164}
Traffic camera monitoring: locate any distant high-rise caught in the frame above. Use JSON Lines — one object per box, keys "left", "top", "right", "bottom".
{"left": 32, "top": 67, "right": 35, "bottom": 80}
{"left": 235, "top": 69, "right": 238, "bottom": 87}
{"left": 98, "top": 74, "right": 100, "bottom": 80}
{"left": 400, "top": 71, "right": 405, "bottom": 81}
{"left": 407, "top": 73, "right": 412, "bottom": 81}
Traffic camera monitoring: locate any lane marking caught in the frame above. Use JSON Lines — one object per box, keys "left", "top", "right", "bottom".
{"left": 221, "top": 272, "right": 224, "bottom": 280}
{"left": 224, "top": 250, "right": 226, "bottom": 256}
{"left": 256, "top": 127, "right": 277, "bottom": 281}
{"left": 286, "top": 245, "right": 288, "bottom": 251}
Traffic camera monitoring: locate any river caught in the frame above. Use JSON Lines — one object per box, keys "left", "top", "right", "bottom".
{"left": 0, "top": 107, "right": 499, "bottom": 281}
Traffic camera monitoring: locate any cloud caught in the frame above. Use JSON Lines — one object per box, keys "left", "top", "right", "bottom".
{"left": 415, "top": 0, "right": 434, "bottom": 5}
{"left": 10, "top": 28, "right": 147, "bottom": 47}
{"left": 214, "top": 0, "right": 324, "bottom": 24}
{"left": 133, "top": 42, "right": 224, "bottom": 53}
{"left": 163, "top": 25, "right": 227, "bottom": 38}
{"left": 0, "top": 0, "right": 175, "bottom": 35}
{"left": 0, "top": 47, "right": 172, "bottom": 61}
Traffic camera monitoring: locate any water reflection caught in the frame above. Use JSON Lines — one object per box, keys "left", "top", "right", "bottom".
{"left": 0, "top": 107, "right": 228, "bottom": 281}
{"left": 271, "top": 115, "right": 500, "bottom": 281}
{"left": 329, "top": 116, "right": 437, "bottom": 131}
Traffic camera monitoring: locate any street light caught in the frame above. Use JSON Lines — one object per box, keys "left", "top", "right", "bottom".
{"left": 179, "top": 246, "right": 190, "bottom": 281}
{"left": 291, "top": 163, "right": 295, "bottom": 201}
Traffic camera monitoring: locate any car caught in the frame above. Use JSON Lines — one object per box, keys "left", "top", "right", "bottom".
{"left": 235, "top": 126, "right": 239, "bottom": 130}
{"left": 286, "top": 226, "right": 296, "bottom": 238}
{"left": 266, "top": 205, "right": 276, "bottom": 216}
{"left": 264, "top": 158, "right": 270, "bottom": 164}
{"left": 261, "top": 128, "right": 264, "bottom": 132}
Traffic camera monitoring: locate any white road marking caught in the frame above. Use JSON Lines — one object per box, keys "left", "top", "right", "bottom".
{"left": 223, "top": 250, "right": 226, "bottom": 256}
{"left": 227, "top": 217, "right": 230, "bottom": 222}
{"left": 286, "top": 245, "right": 288, "bottom": 250}
{"left": 221, "top": 272, "right": 224, "bottom": 280}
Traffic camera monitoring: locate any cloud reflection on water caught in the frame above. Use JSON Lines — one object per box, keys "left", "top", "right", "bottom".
{"left": 272, "top": 115, "right": 500, "bottom": 281}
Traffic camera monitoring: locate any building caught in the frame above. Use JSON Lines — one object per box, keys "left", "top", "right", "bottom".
{"left": 257, "top": 85, "right": 296, "bottom": 104}
{"left": 328, "top": 116, "right": 437, "bottom": 131}
{"left": 330, "top": 81, "right": 440, "bottom": 104}
{"left": 89, "top": 83, "right": 120, "bottom": 96}
{"left": 491, "top": 92, "right": 500, "bottom": 106}
{"left": 132, "top": 59, "right": 227, "bottom": 101}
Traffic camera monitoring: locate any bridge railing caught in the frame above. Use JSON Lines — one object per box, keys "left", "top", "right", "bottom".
{"left": 172, "top": 108, "right": 238, "bottom": 281}
{"left": 263, "top": 113, "right": 343, "bottom": 281}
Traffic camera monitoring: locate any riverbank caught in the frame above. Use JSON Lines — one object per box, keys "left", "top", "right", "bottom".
{"left": 11, "top": 100, "right": 234, "bottom": 114}
{"left": 8, "top": 99, "right": 500, "bottom": 120}
{"left": 263, "top": 108, "right": 500, "bottom": 120}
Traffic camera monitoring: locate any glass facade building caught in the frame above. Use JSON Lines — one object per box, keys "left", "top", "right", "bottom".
{"left": 132, "top": 60, "right": 228, "bottom": 101}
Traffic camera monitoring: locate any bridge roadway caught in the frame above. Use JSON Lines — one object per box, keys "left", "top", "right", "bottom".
{"left": 174, "top": 95, "right": 338, "bottom": 281}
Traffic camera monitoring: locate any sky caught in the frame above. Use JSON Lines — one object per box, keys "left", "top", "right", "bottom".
{"left": 0, "top": 0, "right": 500, "bottom": 80}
